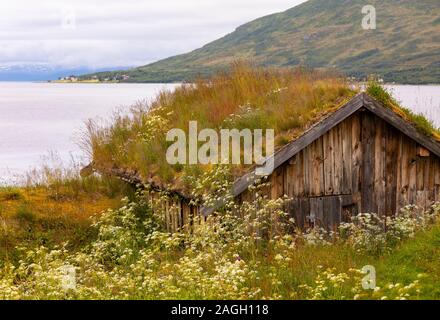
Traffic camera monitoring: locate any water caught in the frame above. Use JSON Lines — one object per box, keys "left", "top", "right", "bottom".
{"left": 0, "top": 83, "right": 438, "bottom": 184}
{"left": 385, "top": 85, "right": 440, "bottom": 127}
{"left": 0, "top": 82, "right": 179, "bottom": 184}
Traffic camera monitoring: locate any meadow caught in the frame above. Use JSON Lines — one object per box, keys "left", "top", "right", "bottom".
{"left": 1, "top": 66, "right": 439, "bottom": 300}
{"left": 0, "top": 174, "right": 439, "bottom": 300}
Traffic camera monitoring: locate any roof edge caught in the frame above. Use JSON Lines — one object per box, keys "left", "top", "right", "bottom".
{"left": 362, "top": 93, "right": 440, "bottom": 158}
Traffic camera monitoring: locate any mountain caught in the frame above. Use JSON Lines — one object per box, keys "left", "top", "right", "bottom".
{"left": 81, "top": 0, "right": 440, "bottom": 84}
{"left": 0, "top": 64, "right": 131, "bottom": 81}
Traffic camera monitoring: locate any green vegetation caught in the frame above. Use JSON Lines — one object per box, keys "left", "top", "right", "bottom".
{"left": 367, "top": 81, "right": 440, "bottom": 138}
{"left": 82, "top": 0, "right": 440, "bottom": 84}
{"left": 0, "top": 188, "right": 23, "bottom": 201}
{"left": 376, "top": 224, "right": 440, "bottom": 299}
{"left": 1, "top": 181, "right": 439, "bottom": 299}
{"left": 86, "top": 64, "right": 356, "bottom": 192}
{"left": 0, "top": 160, "right": 130, "bottom": 263}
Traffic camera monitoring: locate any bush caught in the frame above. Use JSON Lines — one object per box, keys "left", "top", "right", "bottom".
{"left": 0, "top": 188, "right": 23, "bottom": 201}
{"left": 14, "top": 205, "right": 36, "bottom": 223}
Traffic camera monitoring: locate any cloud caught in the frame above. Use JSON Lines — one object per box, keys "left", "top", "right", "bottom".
{"left": 0, "top": 0, "right": 306, "bottom": 68}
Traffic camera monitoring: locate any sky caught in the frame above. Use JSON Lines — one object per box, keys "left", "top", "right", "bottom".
{"left": 0, "top": 0, "right": 307, "bottom": 69}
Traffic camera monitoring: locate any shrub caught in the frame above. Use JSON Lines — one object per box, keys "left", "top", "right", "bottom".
{"left": 15, "top": 205, "right": 36, "bottom": 223}
{"left": 0, "top": 188, "right": 23, "bottom": 201}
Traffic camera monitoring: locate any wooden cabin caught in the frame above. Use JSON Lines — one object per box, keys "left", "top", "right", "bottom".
{"left": 229, "top": 93, "right": 440, "bottom": 229}
{"left": 108, "top": 93, "right": 440, "bottom": 231}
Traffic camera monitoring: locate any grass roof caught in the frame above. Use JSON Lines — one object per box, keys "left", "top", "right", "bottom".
{"left": 84, "top": 64, "right": 360, "bottom": 192}
{"left": 85, "top": 65, "right": 440, "bottom": 194}
{"left": 366, "top": 82, "right": 440, "bottom": 140}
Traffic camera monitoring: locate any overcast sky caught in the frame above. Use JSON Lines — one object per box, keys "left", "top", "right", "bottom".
{"left": 0, "top": 0, "right": 307, "bottom": 69}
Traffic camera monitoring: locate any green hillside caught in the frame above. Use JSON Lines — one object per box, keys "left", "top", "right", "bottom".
{"left": 81, "top": 0, "right": 440, "bottom": 84}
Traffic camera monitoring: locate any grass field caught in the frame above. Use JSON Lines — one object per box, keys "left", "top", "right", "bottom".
{"left": 0, "top": 175, "right": 127, "bottom": 263}
{"left": 0, "top": 183, "right": 439, "bottom": 300}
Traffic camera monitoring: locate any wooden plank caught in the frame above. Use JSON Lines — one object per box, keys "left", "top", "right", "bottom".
{"left": 408, "top": 141, "right": 417, "bottom": 204}
{"left": 283, "top": 165, "right": 290, "bottom": 199}
{"left": 182, "top": 201, "right": 190, "bottom": 232}
{"left": 434, "top": 158, "right": 440, "bottom": 202}
{"left": 374, "top": 118, "right": 385, "bottom": 215}
{"left": 165, "top": 200, "right": 171, "bottom": 232}
{"left": 428, "top": 156, "right": 435, "bottom": 205}
{"left": 310, "top": 197, "right": 324, "bottom": 227}
{"left": 332, "top": 123, "right": 342, "bottom": 194}
{"left": 323, "top": 196, "right": 341, "bottom": 230}
{"left": 351, "top": 113, "right": 362, "bottom": 202}
{"left": 316, "top": 197, "right": 324, "bottom": 228}
{"left": 361, "top": 111, "right": 375, "bottom": 213}
{"left": 297, "top": 151, "right": 305, "bottom": 197}
{"left": 400, "top": 137, "right": 410, "bottom": 206}
{"left": 323, "top": 130, "right": 334, "bottom": 195}
{"left": 289, "top": 156, "right": 298, "bottom": 197}
{"left": 290, "top": 199, "right": 301, "bottom": 230}
{"left": 417, "top": 146, "right": 430, "bottom": 157}
{"left": 303, "top": 148, "right": 310, "bottom": 196}
{"left": 416, "top": 191, "right": 426, "bottom": 210}
{"left": 396, "top": 134, "right": 405, "bottom": 209}
{"left": 385, "top": 125, "right": 398, "bottom": 216}
{"left": 424, "top": 157, "right": 431, "bottom": 191}
{"left": 310, "top": 139, "right": 325, "bottom": 196}
{"left": 277, "top": 167, "right": 284, "bottom": 197}
{"left": 177, "top": 200, "right": 183, "bottom": 230}
{"left": 270, "top": 172, "right": 277, "bottom": 199}
{"left": 416, "top": 153, "right": 425, "bottom": 192}
{"left": 341, "top": 119, "right": 353, "bottom": 194}
{"left": 300, "top": 198, "right": 310, "bottom": 229}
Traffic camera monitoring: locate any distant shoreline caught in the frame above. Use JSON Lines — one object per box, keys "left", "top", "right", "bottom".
{"left": 0, "top": 80, "right": 438, "bottom": 86}
{"left": 47, "top": 81, "right": 440, "bottom": 86}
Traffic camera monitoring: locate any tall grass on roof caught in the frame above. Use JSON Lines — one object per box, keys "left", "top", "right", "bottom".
{"left": 84, "top": 64, "right": 355, "bottom": 191}
{"left": 366, "top": 81, "right": 440, "bottom": 139}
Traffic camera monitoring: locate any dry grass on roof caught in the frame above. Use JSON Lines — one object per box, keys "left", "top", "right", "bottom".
{"left": 83, "top": 63, "right": 357, "bottom": 192}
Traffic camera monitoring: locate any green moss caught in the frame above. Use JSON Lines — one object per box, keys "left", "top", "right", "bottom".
{"left": 367, "top": 81, "right": 439, "bottom": 138}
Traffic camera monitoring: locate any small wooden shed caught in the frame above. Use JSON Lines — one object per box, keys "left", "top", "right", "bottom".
{"left": 203, "top": 92, "right": 440, "bottom": 230}
{"left": 102, "top": 92, "right": 440, "bottom": 231}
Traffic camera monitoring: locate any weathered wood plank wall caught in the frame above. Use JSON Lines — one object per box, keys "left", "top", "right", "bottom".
{"left": 144, "top": 191, "right": 205, "bottom": 233}
{"left": 238, "top": 109, "right": 440, "bottom": 230}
